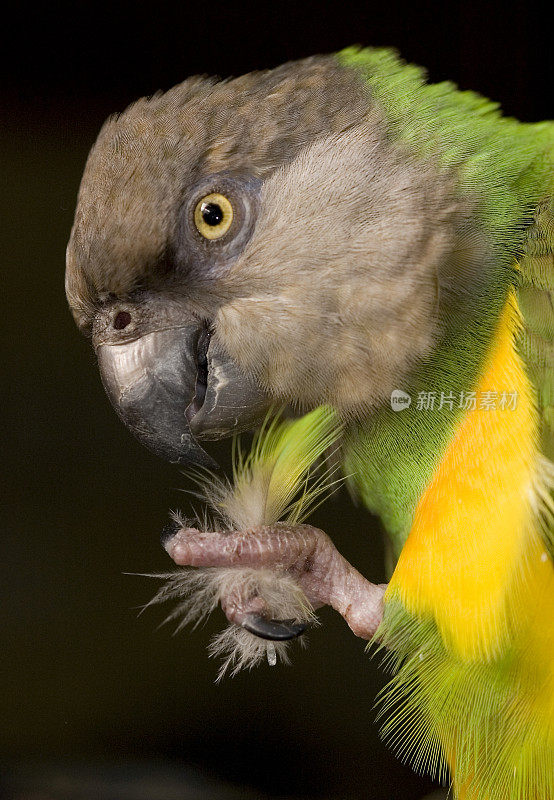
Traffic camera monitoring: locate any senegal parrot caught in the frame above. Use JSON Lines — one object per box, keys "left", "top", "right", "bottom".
{"left": 65, "top": 47, "right": 554, "bottom": 800}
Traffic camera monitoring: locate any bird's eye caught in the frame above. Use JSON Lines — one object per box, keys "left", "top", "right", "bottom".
{"left": 194, "top": 193, "right": 234, "bottom": 240}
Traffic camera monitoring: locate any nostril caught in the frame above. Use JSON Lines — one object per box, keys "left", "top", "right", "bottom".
{"left": 113, "top": 311, "right": 132, "bottom": 330}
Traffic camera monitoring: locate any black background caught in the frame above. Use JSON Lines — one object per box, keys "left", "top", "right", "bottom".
{"left": 2, "top": 2, "right": 552, "bottom": 798}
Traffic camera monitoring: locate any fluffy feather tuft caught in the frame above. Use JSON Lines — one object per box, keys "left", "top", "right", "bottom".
{"left": 145, "top": 407, "right": 341, "bottom": 678}
{"left": 189, "top": 406, "right": 343, "bottom": 530}
{"left": 145, "top": 566, "right": 316, "bottom": 680}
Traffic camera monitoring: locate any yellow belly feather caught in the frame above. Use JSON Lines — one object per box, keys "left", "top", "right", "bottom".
{"left": 384, "top": 291, "right": 554, "bottom": 797}
{"left": 388, "top": 293, "right": 553, "bottom": 662}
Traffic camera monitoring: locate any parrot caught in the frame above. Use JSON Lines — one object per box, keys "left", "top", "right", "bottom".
{"left": 65, "top": 46, "right": 554, "bottom": 800}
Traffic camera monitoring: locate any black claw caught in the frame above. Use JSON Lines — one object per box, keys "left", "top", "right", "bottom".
{"left": 161, "top": 518, "right": 182, "bottom": 548}
{"left": 242, "top": 614, "right": 308, "bottom": 641}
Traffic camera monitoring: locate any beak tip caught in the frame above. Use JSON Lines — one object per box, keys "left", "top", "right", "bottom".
{"left": 171, "top": 440, "right": 221, "bottom": 471}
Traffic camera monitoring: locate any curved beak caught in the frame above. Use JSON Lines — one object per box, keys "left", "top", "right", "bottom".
{"left": 96, "top": 324, "right": 271, "bottom": 468}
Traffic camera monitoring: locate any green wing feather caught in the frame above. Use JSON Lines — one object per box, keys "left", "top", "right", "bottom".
{"left": 517, "top": 195, "right": 554, "bottom": 459}
{"left": 337, "top": 48, "right": 554, "bottom": 800}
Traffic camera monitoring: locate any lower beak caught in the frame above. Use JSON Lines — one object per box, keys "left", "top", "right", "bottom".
{"left": 96, "top": 325, "right": 271, "bottom": 468}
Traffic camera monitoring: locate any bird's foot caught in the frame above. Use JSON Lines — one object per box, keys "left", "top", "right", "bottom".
{"left": 162, "top": 521, "right": 387, "bottom": 640}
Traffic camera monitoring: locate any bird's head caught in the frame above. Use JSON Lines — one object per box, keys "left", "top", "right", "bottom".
{"left": 66, "top": 55, "right": 484, "bottom": 467}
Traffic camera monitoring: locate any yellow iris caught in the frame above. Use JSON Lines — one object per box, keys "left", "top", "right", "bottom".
{"left": 193, "top": 193, "right": 234, "bottom": 240}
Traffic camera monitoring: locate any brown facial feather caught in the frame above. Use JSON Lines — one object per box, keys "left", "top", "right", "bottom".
{"left": 66, "top": 54, "right": 487, "bottom": 416}
{"left": 66, "top": 56, "right": 369, "bottom": 326}
{"left": 215, "top": 116, "right": 485, "bottom": 414}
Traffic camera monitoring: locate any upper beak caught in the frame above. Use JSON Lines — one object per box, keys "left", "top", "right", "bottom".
{"left": 96, "top": 324, "right": 271, "bottom": 468}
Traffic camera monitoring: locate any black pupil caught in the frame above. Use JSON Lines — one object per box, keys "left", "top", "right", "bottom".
{"left": 201, "top": 202, "right": 224, "bottom": 226}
